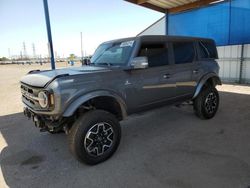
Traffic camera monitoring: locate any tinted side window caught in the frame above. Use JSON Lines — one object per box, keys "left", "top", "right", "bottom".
{"left": 138, "top": 43, "right": 169, "bottom": 67}
{"left": 173, "top": 42, "right": 195, "bottom": 64}
{"left": 199, "top": 41, "right": 218, "bottom": 59}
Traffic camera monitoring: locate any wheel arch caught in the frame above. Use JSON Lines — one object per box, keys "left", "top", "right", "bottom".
{"left": 62, "top": 90, "right": 127, "bottom": 121}
{"left": 193, "top": 73, "right": 221, "bottom": 99}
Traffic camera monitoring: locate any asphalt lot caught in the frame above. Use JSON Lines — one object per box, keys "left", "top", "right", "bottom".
{"left": 0, "top": 64, "right": 250, "bottom": 188}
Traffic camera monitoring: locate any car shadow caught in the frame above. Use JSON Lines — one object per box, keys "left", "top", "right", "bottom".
{"left": 0, "top": 91, "right": 250, "bottom": 188}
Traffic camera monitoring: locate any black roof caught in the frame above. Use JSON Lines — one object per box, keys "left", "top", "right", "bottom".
{"left": 139, "top": 35, "right": 214, "bottom": 41}
{"left": 104, "top": 35, "right": 215, "bottom": 44}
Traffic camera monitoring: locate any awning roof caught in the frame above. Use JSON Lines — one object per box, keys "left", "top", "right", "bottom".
{"left": 125, "top": 0, "right": 226, "bottom": 13}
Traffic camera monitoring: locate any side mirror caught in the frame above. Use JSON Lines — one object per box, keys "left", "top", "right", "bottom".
{"left": 130, "top": 56, "right": 148, "bottom": 70}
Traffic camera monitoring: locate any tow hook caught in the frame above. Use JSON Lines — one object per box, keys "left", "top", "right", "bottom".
{"left": 40, "top": 127, "right": 49, "bottom": 132}
{"left": 63, "top": 125, "right": 70, "bottom": 135}
{"left": 24, "top": 108, "right": 31, "bottom": 119}
{"left": 33, "top": 115, "right": 46, "bottom": 129}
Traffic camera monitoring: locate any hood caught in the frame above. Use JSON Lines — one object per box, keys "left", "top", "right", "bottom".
{"left": 20, "top": 66, "right": 109, "bottom": 88}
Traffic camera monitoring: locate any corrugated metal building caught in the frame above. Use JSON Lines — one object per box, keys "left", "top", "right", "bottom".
{"left": 126, "top": 0, "right": 250, "bottom": 84}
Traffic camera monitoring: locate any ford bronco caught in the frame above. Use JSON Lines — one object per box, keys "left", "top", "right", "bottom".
{"left": 21, "top": 35, "right": 221, "bottom": 165}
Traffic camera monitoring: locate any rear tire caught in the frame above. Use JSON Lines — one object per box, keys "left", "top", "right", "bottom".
{"left": 193, "top": 86, "right": 219, "bottom": 119}
{"left": 68, "top": 110, "right": 121, "bottom": 165}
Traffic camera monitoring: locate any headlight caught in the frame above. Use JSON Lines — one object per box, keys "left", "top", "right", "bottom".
{"left": 38, "top": 91, "right": 49, "bottom": 108}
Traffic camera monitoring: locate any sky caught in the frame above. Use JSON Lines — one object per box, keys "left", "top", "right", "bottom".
{"left": 0, "top": 0, "right": 163, "bottom": 58}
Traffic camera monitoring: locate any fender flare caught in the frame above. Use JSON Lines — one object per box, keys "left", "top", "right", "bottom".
{"left": 62, "top": 90, "right": 127, "bottom": 119}
{"left": 193, "top": 72, "right": 222, "bottom": 99}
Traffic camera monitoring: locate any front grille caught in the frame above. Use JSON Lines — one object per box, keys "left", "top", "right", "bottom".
{"left": 21, "top": 84, "right": 42, "bottom": 110}
{"left": 21, "top": 85, "right": 33, "bottom": 94}
{"left": 23, "top": 95, "right": 35, "bottom": 105}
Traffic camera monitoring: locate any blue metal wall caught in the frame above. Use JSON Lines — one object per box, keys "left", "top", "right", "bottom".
{"left": 168, "top": 0, "right": 250, "bottom": 46}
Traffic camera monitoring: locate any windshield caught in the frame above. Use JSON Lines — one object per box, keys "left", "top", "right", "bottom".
{"left": 91, "top": 40, "right": 135, "bottom": 66}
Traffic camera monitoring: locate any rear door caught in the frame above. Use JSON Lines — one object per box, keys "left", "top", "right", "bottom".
{"left": 194, "top": 40, "right": 219, "bottom": 82}
{"left": 170, "top": 41, "right": 197, "bottom": 98}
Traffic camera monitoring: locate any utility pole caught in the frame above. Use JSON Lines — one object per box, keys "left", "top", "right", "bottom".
{"left": 81, "top": 32, "right": 84, "bottom": 64}
{"left": 8, "top": 48, "right": 11, "bottom": 59}
{"left": 20, "top": 51, "right": 23, "bottom": 60}
{"left": 32, "top": 43, "right": 36, "bottom": 59}
{"left": 43, "top": 0, "right": 55, "bottom": 69}
{"left": 23, "top": 42, "right": 27, "bottom": 59}
{"left": 55, "top": 51, "right": 57, "bottom": 62}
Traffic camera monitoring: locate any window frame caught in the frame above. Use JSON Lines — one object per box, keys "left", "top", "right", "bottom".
{"left": 170, "top": 40, "right": 197, "bottom": 66}
{"left": 197, "top": 40, "right": 218, "bottom": 60}
{"left": 136, "top": 41, "right": 173, "bottom": 68}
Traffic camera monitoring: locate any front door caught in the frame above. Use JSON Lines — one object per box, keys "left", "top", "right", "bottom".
{"left": 124, "top": 42, "right": 177, "bottom": 113}
{"left": 138, "top": 66, "right": 176, "bottom": 106}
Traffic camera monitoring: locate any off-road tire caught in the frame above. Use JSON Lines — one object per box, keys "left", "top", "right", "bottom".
{"left": 68, "top": 110, "right": 121, "bottom": 165}
{"left": 193, "top": 86, "right": 219, "bottom": 119}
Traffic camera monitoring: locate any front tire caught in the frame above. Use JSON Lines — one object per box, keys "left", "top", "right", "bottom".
{"left": 193, "top": 86, "right": 219, "bottom": 119}
{"left": 68, "top": 110, "right": 121, "bottom": 165}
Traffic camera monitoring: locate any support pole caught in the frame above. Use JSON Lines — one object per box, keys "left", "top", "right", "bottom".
{"left": 239, "top": 44, "right": 244, "bottom": 84}
{"left": 43, "top": 0, "right": 55, "bottom": 70}
{"left": 165, "top": 11, "right": 169, "bottom": 35}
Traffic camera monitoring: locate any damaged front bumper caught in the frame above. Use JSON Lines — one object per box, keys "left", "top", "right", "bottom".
{"left": 23, "top": 107, "right": 46, "bottom": 130}
{"left": 23, "top": 107, "right": 69, "bottom": 133}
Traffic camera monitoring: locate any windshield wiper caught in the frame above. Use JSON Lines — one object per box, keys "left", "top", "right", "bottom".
{"left": 89, "top": 62, "right": 112, "bottom": 67}
{"left": 97, "top": 62, "right": 113, "bottom": 66}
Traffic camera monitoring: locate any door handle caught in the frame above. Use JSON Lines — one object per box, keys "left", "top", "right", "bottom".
{"left": 163, "top": 74, "right": 171, "bottom": 79}
{"left": 193, "top": 70, "right": 199, "bottom": 74}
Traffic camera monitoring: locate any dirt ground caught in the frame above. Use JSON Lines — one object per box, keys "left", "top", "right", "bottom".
{"left": 0, "top": 62, "right": 82, "bottom": 116}
{"left": 0, "top": 64, "right": 250, "bottom": 188}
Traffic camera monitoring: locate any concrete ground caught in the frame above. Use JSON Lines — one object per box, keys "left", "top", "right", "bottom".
{"left": 0, "top": 64, "right": 250, "bottom": 188}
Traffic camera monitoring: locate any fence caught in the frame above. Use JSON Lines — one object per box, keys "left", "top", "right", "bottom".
{"left": 217, "top": 44, "right": 250, "bottom": 84}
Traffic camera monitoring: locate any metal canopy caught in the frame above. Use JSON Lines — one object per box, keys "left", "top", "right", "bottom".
{"left": 125, "top": 0, "right": 226, "bottom": 13}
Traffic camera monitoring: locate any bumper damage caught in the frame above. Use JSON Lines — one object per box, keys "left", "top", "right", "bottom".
{"left": 23, "top": 107, "right": 47, "bottom": 131}
{"left": 23, "top": 107, "right": 70, "bottom": 133}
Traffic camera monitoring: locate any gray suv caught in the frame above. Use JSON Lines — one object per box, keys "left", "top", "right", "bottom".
{"left": 21, "top": 35, "right": 221, "bottom": 165}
